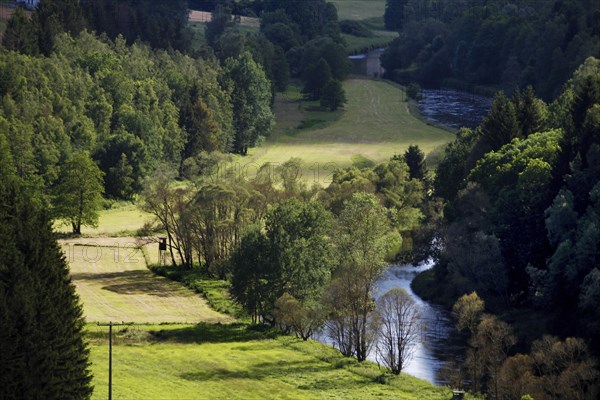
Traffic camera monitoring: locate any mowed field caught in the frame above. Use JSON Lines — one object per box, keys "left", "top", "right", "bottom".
{"left": 330, "top": 0, "right": 386, "bottom": 21}
{"left": 87, "top": 324, "right": 452, "bottom": 400}
{"left": 63, "top": 237, "right": 230, "bottom": 324}
{"left": 239, "top": 79, "right": 454, "bottom": 185}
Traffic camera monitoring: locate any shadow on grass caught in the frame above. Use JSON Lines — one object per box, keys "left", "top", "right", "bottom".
{"left": 180, "top": 359, "right": 333, "bottom": 383}
{"left": 72, "top": 270, "right": 192, "bottom": 298}
{"left": 149, "top": 322, "right": 277, "bottom": 344}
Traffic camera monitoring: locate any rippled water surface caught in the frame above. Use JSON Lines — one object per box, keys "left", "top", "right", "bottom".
{"left": 418, "top": 89, "right": 492, "bottom": 129}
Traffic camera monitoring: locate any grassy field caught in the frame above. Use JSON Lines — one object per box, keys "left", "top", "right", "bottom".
{"left": 63, "top": 238, "right": 231, "bottom": 324}
{"left": 343, "top": 30, "right": 398, "bottom": 54}
{"left": 236, "top": 79, "right": 453, "bottom": 186}
{"left": 87, "top": 323, "right": 453, "bottom": 400}
{"left": 54, "top": 203, "right": 153, "bottom": 237}
{"left": 331, "top": 0, "right": 386, "bottom": 21}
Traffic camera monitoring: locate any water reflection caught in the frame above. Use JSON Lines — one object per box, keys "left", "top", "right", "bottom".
{"left": 374, "top": 262, "right": 461, "bottom": 384}
{"left": 315, "top": 262, "right": 463, "bottom": 385}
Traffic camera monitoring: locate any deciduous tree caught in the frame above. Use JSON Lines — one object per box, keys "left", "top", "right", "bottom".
{"left": 53, "top": 152, "right": 104, "bottom": 234}
{"left": 375, "top": 288, "right": 422, "bottom": 375}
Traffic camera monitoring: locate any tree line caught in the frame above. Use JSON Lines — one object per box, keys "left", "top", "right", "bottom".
{"left": 382, "top": 0, "right": 600, "bottom": 100}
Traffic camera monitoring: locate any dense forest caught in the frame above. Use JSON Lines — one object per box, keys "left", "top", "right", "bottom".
{"left": 382, "top": 0, "right": 600, "bottom": 99}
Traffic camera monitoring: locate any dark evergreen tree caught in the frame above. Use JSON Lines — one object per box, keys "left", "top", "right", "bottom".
{"left": 34, "top": 0, "right": 87, "bottom": 55}
{"left": 303, "top": 58, "right": 332, "bottom": 100}
{"left": 320, "top": 79, "right": 347, "bottom": 111}
{"left": 204, "top": 4, "right": 234, "bottom": 50}
{"left": 513, "top": 86, "right": 547, "bottom": 137}
{"left": 402, "top": 145, "right": 426, "bottom": 180}
{"left": 480, "top": 91, "right": 519, "bottom": 152}
{"left": 384, "top": 0, "right": 407, "bottom": 31}
{"left": 2, "top": 7, "right": 39, "bottom": 55}
{"left": 0, "top": 134, "right": 92, "bottom": 399}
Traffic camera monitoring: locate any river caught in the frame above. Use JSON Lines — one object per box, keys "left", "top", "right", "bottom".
{"left": 418, "top": 89, "right": 492, "bottom": 129}
{"left": 349, "top": 49, "right": 493, "bottom": 129}
{"left": 374, "top": 262, "right": 463, "bottom": 385}
{"left": 315, "top": 262, "right": 462, "bottom": 385}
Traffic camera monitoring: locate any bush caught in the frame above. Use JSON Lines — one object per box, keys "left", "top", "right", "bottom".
{"left": 406, "top": 82, "right": 422, "bottom": 100}
{"left": 339, "top": 20, "right": 373, "bottom": 37}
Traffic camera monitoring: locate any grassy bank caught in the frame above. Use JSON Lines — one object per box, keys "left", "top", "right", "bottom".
{"left": 87, "top": 323, "right": 453, "bottom": 400}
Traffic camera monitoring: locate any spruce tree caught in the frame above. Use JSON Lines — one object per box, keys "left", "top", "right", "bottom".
{"left": 0, "top": 134, "right": 92, "bottom": 399}
{"left": 402, "top": 145, "right": 427, "bottom": 180}
{"left": 480, "top": 91, "right": 519, "bottom": 152}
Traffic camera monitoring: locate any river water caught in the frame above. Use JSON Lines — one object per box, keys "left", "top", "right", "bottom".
{"left": 374, "top": 262, "right": 463, "bottom": 385}
{"left": 315, "top": 262, "right": 462, "bottom": 385}
{"left": 418, "top": 89, "right": 492, "bottom": 129}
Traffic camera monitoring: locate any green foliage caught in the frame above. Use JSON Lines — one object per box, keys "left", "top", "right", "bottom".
{"left": 381, "top": 1, "right": 600, "bottom": 99}
{"left": 82, "top": 0, "right": 192, "bottom": 52}
{"left": 479, "top": 91, "right": 519, "bottom": 152}
{"left": 232, "top": 199, "right": 334, "bottom": 324}
{"left": 204, "top": 4, "right": 234, "bottom": 49}
{"left": 303, "top": 58, "right": 333, "bottom": 100}
{"left": 0, "top": 166, "right": 92, "bottom": 398}
{"left": 35, "top": 0, "right": 87, "bottom": 55}
{"left": 384, "top": 0, "right": 407, "bottom": 31}
{"left": 320, "top": 79, "right": 347, "bottom": 111}
{"left": 327, "top": 192, "right": 399, "bottom": 361}
{"left": 513, "top": 86, "right": 548, "bottom": 137}
{"left": 53, "top": 152, "right": 105, "bottom": 234}
{"left": 452, "top": 292, "right": 484, "bottom": 334}
{"left": 223, "top": 52, "right": 274, "bottom": 154}
{"left": 0, "top": 31, "right": 234, "bottom": 200}
{"left": 339, "top": 20, "right": 373, "bottom": 37}
{"left": 402, "top": 145, "right": 426, "bottom": 180}
{"left": 2, "top": 6, "right": 38, "bottom": 55}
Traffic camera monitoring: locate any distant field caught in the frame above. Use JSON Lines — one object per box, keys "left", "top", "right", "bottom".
{"left": 87, "top": 323, "right": 452, "bottom": 400}
{"left": 54, "top": 203, "right": 153, "bottom": 237}
{"left": 331, "top": 0, "right": 386, "bottom": 21}
{"left": 63, "top": 239, "right": 230, "bottom": 324}
{"left": 237, "top": 79, "right": 453, "bottom": 186}
{"left": 343, "top": 30, "right": 398, "bottom": 54}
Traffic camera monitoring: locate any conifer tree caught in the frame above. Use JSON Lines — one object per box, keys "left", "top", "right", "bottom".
{"left": 480, "top": 91, "right": 519, "bottom": 152}
{"left": 0, "top": 134, "right": 92, "bottom": 399}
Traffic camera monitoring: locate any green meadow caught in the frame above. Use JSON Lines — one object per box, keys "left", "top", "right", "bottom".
{"left": 87, "top": 323, "right": 453, "bottom": 400}
{"left": 237, "top": 79, "right": 453, "bottom": 185}
{"left": 330, "top": 0, "right": 386, "bottom": 22}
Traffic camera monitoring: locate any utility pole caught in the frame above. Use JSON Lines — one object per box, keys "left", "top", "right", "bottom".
{"left": 98, "top": 321, "right": 129, "bottom": 400}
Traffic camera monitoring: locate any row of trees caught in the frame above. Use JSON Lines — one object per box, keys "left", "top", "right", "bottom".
{"left": 382, "top": 0, "right": 600, "bottom": 99}
{"left": 203, "top": 2, "right": 350, "bottom": 109}
{"left": 2, "top": 0, "right": 193, "bottom": 55}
